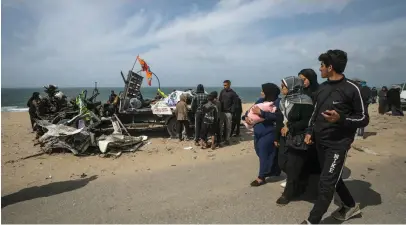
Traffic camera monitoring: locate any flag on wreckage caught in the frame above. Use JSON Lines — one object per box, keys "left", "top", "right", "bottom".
{"left": 137, "top": 56, "right": 153, "bottom": 86}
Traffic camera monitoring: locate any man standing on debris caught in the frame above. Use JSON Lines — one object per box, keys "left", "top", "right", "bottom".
{"left": 191, "top": 84, "right": 208, "bottom": 146}
{"left": 302, "top": 50, "right": 369, "bottom": 224}
{"left": 219, "top": 80, "right": 238, "bottom": 146}
{"left": 27, "top": 92, "right": 41, "bottom": 132}
{"left": 109, "top": 90, "right": 117, "bottom": 103}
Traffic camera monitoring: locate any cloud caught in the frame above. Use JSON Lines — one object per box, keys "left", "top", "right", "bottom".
{"left": 2, "top": 0, "right": 406, "bottom": 88}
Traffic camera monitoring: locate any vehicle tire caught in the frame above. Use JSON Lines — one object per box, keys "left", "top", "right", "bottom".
{"left": 166, "top": 116, "right": 178, "bottom": 138}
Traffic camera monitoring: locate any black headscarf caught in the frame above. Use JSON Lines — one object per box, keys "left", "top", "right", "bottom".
{"left": 196, "top": 84, "right": 204, "bottom": 93}
{"left": 298, "top": 68, "right": 319, "bottom": 99}
{"left": 261, "top": 83, "right": 280, "bottom": 102}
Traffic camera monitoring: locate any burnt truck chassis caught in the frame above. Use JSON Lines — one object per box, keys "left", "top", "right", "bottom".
{"left": 116, "top": 107, "right": 195, "bottom": 138}
{"left": 114, "top": 70, "right": 195, "bottom": 138}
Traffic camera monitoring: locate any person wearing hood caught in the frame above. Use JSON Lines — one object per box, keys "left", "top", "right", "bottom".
{"left": 191, "top": 84, "right": 208, "bottom": 145}
{"left": 275, "top": 76, "right": 314, "bottom": 206}
{"left": 242, "top": 83, "right": 283, "bottom": 186}
{"left": 298, "top": 68, "right": 319, "bottom": 101}
{"left": 378, "top": 86, "right": 389, "bottom": 114}
{"left": 27, "top": 92, "right": 41, "bottom": 132}
{"left": 219, "top": 80, "right": 239, "bottom": 145}
{"left": 387, "top": 85, "right": 404, "bottom": 116}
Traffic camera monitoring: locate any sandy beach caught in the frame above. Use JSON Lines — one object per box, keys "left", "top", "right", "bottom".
{"left": 2, "top": 104, "right": 406, "bottom": 223}
{"left": 1, "top": 103, "right": 256, "bottom": 192}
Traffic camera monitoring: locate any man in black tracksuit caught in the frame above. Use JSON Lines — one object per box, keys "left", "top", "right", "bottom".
{"left": 302, "top": 50, "right": 369, "bottom": 224}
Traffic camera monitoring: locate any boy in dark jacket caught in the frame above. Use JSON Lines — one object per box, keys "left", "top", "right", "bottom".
{"left": 210, "top": 91, "right": 222, "bottom": 149}
{"left": 191, "top": 84, "right": 208, "bottom": 145}
{"left": 200, "top": 94, "right": 219, "bottom": 149}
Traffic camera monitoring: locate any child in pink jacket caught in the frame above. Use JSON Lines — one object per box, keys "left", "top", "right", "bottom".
{"left": 242, "top": 102, "right": 277, "bottom": 131}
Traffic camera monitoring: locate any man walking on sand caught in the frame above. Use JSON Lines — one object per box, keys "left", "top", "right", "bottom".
{"left": 219, "top": 80, "right": 238, "bottom": 146}
{"left": 302, "top": 50, "right": 369, "bottom": 224}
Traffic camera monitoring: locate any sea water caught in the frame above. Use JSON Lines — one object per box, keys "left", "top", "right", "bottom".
{"left": 1, "top": 87, "right": 263, "bottom": 112}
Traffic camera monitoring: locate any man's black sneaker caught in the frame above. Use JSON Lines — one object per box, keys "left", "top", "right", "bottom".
{"left": 331, "top": 202, "right": 362, "bottom": 221}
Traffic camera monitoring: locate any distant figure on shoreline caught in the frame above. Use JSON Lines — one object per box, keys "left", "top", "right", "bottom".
{"left": 387, "top": 85, "right": 404, "bottom": 116}
{"left": 378, "top": 86, "right": 388, "bottom": 114}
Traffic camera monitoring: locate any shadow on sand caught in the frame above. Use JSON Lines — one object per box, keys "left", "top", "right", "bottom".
{"left": 321, "top": 178, "right": 382, "bottom": 224}
{"left": 288, "top": 167, "right": 382, "bottom": 224}
{"left": 1, "top": 175, "right": 98, "bottom": 208}
{"left": 363, "top": 131, "right": 378, "bottom": 139}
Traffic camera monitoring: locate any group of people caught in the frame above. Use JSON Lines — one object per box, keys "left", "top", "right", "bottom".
{"left": 349, "top": 81, "right": 404, "bottom": 139}
{"left": 175, "top": 49, "right": 371, "bottom": 223}
{"left": 174, "top": 80, "right": 243, "bottom": 149}
{"left": 174, "top": 49, "right": 373, "bottom": 223}
{"left": 240, "top": 49, "right": 367, "bottom": 224}
{"left": 378, "top": 85, "right": 404, "bottom": 116}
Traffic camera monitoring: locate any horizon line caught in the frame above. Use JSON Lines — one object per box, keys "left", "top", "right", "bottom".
{"left": 1, "top": 86, "right": 262, "bottom": 89}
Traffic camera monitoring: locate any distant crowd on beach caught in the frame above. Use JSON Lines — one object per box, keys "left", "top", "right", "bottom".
{"left": 172, "top": 49, "right": 404, "bottom": 224}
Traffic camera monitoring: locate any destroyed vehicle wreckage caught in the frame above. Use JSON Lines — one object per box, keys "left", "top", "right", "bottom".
{"left": 33, "top": 85, "right": 149, "bottom": 156}
{"left": 33, "top": 57, "right": 200, "bottom": 156}
{"left": 109, "top": 70, "right": 197, "bottom": 138}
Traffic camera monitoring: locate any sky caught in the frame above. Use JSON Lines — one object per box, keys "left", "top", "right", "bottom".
{"left": 1, "top": 0, "right": 406, "bottom": 88}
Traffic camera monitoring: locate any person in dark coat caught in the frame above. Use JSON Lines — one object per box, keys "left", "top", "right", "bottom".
{"left": 219, "top": 80, "right": 238, "bottom": 146}
{"left": 231, "top": 96, "right": 243, "bottom": 136}
{"left": 276, "top": 76, "right": 314, "bottom": 205}
{"left": 242, "top": 83, "right": 283, "bottom": 187}
{"left": 27, "top": 92, "right": 41, "bottom": 131}
{"left": 209, "top": 91, "right": 222, "bottom": 149}
{"left": 191, "top": 84, "right": 208, "bottom": 145}
{"left": 297, "top": 69, "right": 321, "bottom": 177}
{"left": 387, "top": 85, "right": 404, "bottom": 116}
{"left": 378, "top": 86, "right": 389, "bottom": 114}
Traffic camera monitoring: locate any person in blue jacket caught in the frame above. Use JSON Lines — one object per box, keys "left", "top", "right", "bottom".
{"left": 243, "top": 83, "right": 283, "bottom": 186}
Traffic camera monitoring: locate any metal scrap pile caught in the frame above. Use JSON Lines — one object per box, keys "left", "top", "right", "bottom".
{"left": 33, "top": 85, "right": 148, "bottom": 157}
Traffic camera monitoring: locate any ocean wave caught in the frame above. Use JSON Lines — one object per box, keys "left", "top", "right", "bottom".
{"left": 1, "top": 106, "right": 29, "bottom": 112}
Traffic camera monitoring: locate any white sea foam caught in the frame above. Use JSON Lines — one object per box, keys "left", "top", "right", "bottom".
{"left": 1, "top": 106, "right": 29, "bottom": 112}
